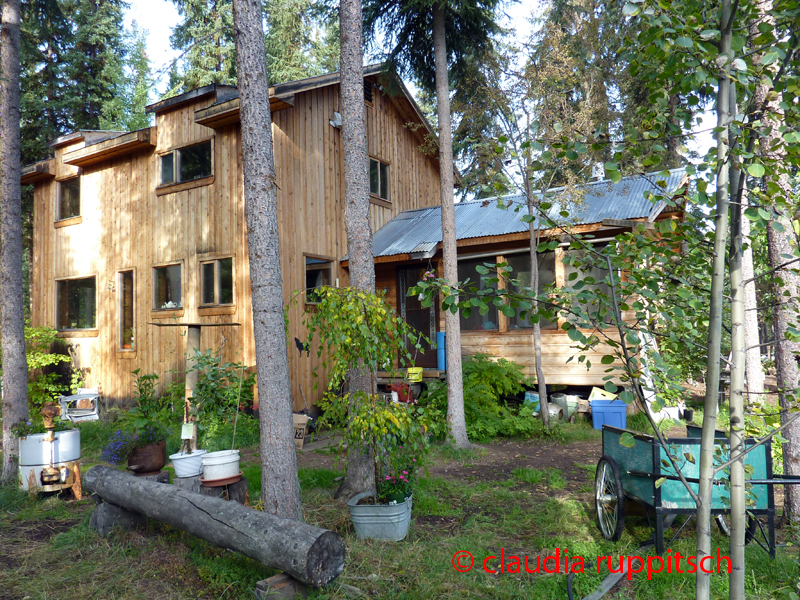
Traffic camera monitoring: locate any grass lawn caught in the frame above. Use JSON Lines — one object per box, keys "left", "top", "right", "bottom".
{"left": 0, "top": 417, "right": 796, "bottom": 600}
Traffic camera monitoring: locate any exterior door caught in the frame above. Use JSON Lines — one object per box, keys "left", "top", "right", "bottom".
{"left": 397, "top": 266, "right": 438, "bottom": 369}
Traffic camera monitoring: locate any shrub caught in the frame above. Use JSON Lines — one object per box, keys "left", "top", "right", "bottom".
{"left": 190, "top": 349, "right": 255, "bottom": 420}
{"left": 418, "top": 353, "right": 539, "bottom": 442}
{"left": 0, "top": 326, "right": 77, "bottom": 426}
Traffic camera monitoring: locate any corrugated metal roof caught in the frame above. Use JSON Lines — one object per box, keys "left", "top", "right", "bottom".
{"left": 371, "top": 169, "right": 686, "bottom": 258}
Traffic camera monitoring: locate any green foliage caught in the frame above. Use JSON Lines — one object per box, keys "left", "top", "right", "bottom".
{"left": 318, "top": 391, "right": 435, "bottom": 503}
{"left": 297, "top": 286, "right": 424, "bottom": 391}
{"left": 189, "top": 349, "right": 255, "bottom": 421}
{"left": 264, "top": 0, "right": 339, "bottom": 84}
{"left": 2, "top": 326, "right": 74, "bottom": 426}
{"left": 167, "top": 0, "right": 237, "bottom": 95}
{"left": 418, "top": 353, "right": 540, "bottom": 442}
{"left": 119, "top": 369, "right": 171, "bottom": 430}
{"left": 199, "top": 413, "right": 260, "bottom": 453}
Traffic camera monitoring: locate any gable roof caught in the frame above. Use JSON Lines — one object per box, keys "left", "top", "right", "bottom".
{"left": 370, "top": 169, "right": 687, "bottom": 259}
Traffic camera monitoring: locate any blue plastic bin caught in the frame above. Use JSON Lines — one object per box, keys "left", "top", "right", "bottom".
{"left": 591, "top": 399, "right": 627, "bottom": 430}
{"left": 436, "top": 332, "right": 446, "bottom": 371}
{"left": 523, "top": 392, "right": 540, "bottom": 413}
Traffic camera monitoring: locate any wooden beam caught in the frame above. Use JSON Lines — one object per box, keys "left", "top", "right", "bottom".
{"left": 601, "top": 218, "right": 654, "bottom": 229}
{"left": 63, "top": 129, "right": 155, "bottom": 168}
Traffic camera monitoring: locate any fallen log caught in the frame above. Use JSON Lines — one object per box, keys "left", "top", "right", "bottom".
{"left": 84, "top": 465, "right": 344, "bottom": 587}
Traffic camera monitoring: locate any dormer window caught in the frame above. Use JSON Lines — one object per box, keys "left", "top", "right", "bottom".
{"left": 160, "top": 140, "right": 212, "bottom": 186}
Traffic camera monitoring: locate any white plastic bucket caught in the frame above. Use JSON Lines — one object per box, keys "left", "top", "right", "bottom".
{"left": 170, "top": 449, "right": 207, "bottom": 478}
{"left": 201, "top": 449, "right": 240, "bottom": 480}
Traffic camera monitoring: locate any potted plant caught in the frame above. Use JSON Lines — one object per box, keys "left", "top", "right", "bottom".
{"left": 334, "top": 392, "right": 431, "bottom": 541}
{"left": 299, "top": 287, "right": 441, "bottom": 540}
{"left": 186, "top": 349, "right": 254, "bottom": 483}
{"left": 101, "top": 423, "right": 169, "bottom": 475}
{"left": 100, "top": 369, "right": 172, "bottom": 476}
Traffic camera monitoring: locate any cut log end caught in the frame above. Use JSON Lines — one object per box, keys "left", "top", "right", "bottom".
{"left": 305, "top": 530, "right": 346, "bottom": 587}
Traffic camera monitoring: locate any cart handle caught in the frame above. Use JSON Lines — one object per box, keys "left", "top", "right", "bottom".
{"left": 629, "top": 470, "right": 800, "bottom": 486}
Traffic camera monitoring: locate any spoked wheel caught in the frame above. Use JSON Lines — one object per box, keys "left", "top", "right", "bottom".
{"left": 715, "top": 513, "right": 758, "bottom": 544}
{"left": 595, "top": 455, "right": 625, "bottom": 541}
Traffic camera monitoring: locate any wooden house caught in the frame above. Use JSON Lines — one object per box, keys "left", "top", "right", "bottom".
{"left": 360, "top": 169, "right": 687, "bottom": 386}
{"left": 23, "top": 63, "right": 686, "bottom": 409}
{"left": 22, "top": 67, "right": 441, "bottom": 410}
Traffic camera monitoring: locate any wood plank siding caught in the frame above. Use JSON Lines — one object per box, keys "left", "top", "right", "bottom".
{"left": 29, "top": 78, "right": 441, "bottom": 410}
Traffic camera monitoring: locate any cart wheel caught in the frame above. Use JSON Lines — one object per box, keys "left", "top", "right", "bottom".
{"left": 595, "top": 455, "right": 625, "bottom": 541}
{"left": 715, "top": 513, "right": 758, "bottom": 544}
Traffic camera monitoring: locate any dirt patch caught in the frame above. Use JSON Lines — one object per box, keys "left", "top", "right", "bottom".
{"left": 429, "top": 438, "right": 600, "bottom": 485}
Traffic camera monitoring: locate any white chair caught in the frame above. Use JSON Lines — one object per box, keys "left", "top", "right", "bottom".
{"left": 60, "top": 388, "right": 100, "bottom": 422}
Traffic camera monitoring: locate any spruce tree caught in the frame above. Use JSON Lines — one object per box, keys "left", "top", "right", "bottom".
{"left": 169, "top": 0, "right": 237, "bottom": 93}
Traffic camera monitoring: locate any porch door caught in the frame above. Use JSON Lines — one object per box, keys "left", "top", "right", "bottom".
{"left": 397, "top": 266, "right": 438, "bottom": 369}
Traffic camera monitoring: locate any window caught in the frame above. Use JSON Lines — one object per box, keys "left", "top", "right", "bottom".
{"left": 154, "top": 264, "right": 182, "bottom": 309}
{"left": 59, "top": 178, "right": 80, "bottom": 220}
{"left": 369, "top": 158, "right": 389, "bottom": 201}
{"left": 119, "top": 270, "right": 135, "bottom": 349}
{"left": 457, "top": 257, "right": 499, "bottom": 331}
{"left": 160, "top": 140, "right": 212, "bottom": 186}
{"left": 201, "top": 258, "right": 233, "bottom": 306}
{"left": 305, "top": 256, "right": 333, "bottom": 303}
{"left": 57, "top": 277, "right": 96, "bottom": 330}
{"left": 507, "top": 253, "right": 558, "bottom": 330}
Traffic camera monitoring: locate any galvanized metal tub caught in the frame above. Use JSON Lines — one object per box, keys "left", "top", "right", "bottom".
{"left": 348, "top": 491, "right": 412, "bottom": 541}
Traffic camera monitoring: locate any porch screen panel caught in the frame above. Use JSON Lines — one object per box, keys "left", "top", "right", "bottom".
{"left": 563, "top": 244, "right": 613, "bottom": 326}
{"left": 457, "top": 257, "right": 498, "bottom": 331}
{"left": 507, "top": 252, "right": 557, "bottom": 330}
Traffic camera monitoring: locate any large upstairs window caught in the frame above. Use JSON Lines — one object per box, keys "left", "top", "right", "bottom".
{"left": 160, "top": 140, "right": 212, "bottom": 186}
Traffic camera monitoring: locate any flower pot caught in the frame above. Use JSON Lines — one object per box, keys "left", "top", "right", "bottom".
{"left": 201, "top": 449, "right": 240, "bottom": 481}
{"left": 348, "top": 491, "right": 413, "bottom": 541}
{"left": 169, "top": 449, "right": 207, "bottom": 478}
{"left": 128, "top": 439, "right": 167, "bottom": 476}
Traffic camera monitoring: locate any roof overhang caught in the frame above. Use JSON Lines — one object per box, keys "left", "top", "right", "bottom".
{"left": 194, "top": 94, "right": 295, "bottom": 129}
{"left": 48, "top": 130, "right": 124, "bottom": 150}
{"left": 21, "top": 160, "right": 56, "bottom": 185}
{"left": 146, "top": 84, "right": 239, "bottom": 115}
{"left": 63, "top": 128, "right": 156, "bottom": 167}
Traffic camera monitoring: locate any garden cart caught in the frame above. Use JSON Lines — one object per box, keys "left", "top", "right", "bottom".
{"left": 594, "top": 425, "right": 777, "bottom": 556}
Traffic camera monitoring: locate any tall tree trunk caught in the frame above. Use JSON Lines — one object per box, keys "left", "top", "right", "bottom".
{"left": 1, "top": 0, "right": 29, "bottom": 484}
{"left": 741, "top": 200, "right": 765, "bottom": 401}
{"left": 525, "top": 179, "right": 549, "bottom": 429}
{"left": 727, "top": 96, "right": 746, "bottom": 598}
{"left": 432, "top": 5, "right": 469, "bottom": 448}
{"left": 696, "top": 0, "right": 733, "bottom": 595}
{"left": 751, "top": 0, "right": 800, "bottom": 524}
{"left": 334, "top": 0, "right": 376, "bottom": 500}
{"left": 232, "top": 0, "right": 301, "bottom": 519}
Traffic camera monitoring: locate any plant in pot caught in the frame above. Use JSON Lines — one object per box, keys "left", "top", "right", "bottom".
{"left": 101, "top": 369, "right": 172, "bottom": 476}
{"left": 187, "top": 348, "right": 255, "bottom": 483}
{"left": 298, "top": 286, "right": 442, "bottom": 540}
{"left": 325, "top": 390, "right": 432, "bottom": 540}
